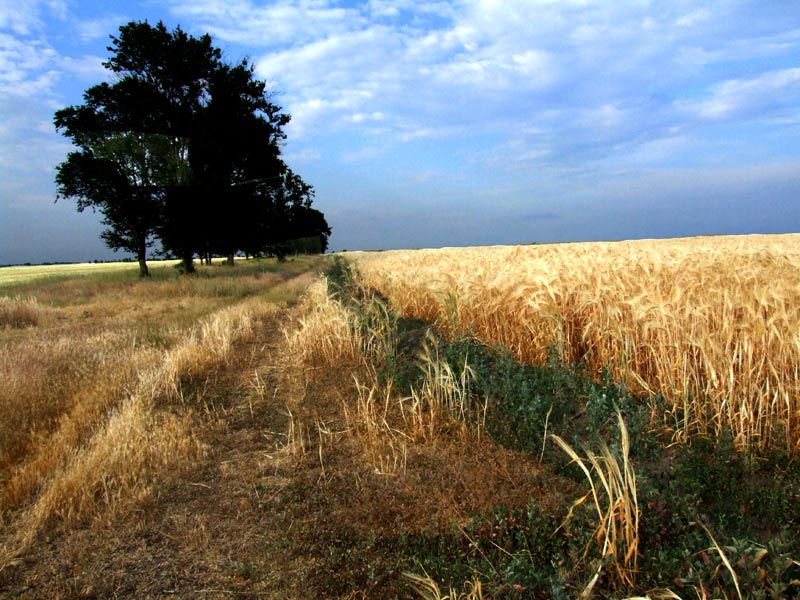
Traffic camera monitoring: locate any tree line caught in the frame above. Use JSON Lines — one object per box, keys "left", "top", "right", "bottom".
{"left": 54, "top": 21, "right": 330, "bottom": 276}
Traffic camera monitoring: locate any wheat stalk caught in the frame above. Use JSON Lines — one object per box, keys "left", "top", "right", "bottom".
{"left": 551, "top": 411, "right": 640, "bottom": 590}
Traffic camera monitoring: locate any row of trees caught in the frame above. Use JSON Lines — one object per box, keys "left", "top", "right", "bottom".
{"left": 55, "top": 21, "right": 330, "bottom": 276}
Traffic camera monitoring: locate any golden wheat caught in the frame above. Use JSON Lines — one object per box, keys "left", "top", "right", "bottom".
{"left": 352, "top": 234, "right": 800, "bottom": 452}
{"left": 284, "top": 278, "right": 373, "bottom": 367}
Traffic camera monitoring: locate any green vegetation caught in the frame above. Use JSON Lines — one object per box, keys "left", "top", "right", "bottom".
{"left": 54, "top": 20, "right": 330, "bottom": 277}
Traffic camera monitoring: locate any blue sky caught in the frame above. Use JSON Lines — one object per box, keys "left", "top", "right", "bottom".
{"left": 1, "top": 0, "right": 799, "bottom": 264}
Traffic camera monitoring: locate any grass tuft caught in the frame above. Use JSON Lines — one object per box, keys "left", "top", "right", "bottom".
{"left": 0, "top": 296, "right": 42, "bottom": 328}
{"left": 551, "top": 411, "right": 640, "bottom": 591}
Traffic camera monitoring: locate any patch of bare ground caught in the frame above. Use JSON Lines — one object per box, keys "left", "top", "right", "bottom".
{"left": 0, "top": 291, "right": 564, "bottom": 599}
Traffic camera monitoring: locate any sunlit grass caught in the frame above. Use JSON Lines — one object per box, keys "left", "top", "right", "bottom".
{"left": 0, "top": 255, "right": 327, "bottom": 569}
{"left": 0, "top": 259, "right": 182, "bottom": 287}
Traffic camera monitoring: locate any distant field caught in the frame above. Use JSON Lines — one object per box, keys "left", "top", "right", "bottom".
{"left": 0, "top": 260, "right": 182, "bottom": 287}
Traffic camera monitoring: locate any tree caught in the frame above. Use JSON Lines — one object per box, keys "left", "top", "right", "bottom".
{"left": 53, "top": 132, "right": 175, "bottom": 277}
{"left": 176, "top": 60, "right": 290, "bottom": 267}
{"left": 289, "top": 207, "right": 332, "bottom": 254}
{"left": 54, "top": 21, "right": 329, "bottom": 274}
{"left": 55, "top": 21, "right": 217, "bottom": 276}
{"left": 259, "top": 170, "right": 331, "bottom": 257}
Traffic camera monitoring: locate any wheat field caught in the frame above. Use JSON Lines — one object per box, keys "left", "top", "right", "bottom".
{"left": 351, "top": 234, "right": 800, "bottom": 452}
{"left": 0, "top": 260, "right": 183, "bottom": 287}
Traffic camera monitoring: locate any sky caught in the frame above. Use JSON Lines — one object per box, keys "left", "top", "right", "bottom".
{"left": 1, "top": 0, "right": 799, "bottom": 264}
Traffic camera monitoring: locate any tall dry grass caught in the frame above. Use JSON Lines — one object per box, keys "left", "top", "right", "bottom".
{"left": 284, "top": 279, "right": 374, "bottom": 367}
{"left": 401, "top": 333, "right": 484, "bottom": 442}
{"left": 353, "top": 235, "right": 800, "bottom": 452}
{"left": 0, "top": 259, "right": 308, "bottom": 569}
{"left": 282, "top": 276, "right": 485, "bottom": 477}
{"left": 0, "top": 297, "right": 43, "bottom": 329}
{"left": 552, "top": 412, "right": 639, "bottom": 593}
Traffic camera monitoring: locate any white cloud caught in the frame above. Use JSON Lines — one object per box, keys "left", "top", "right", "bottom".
{"left": 678, "top": 28, "right": 800, "bottom": 70}
{"left": 75, "top": 16, "right": 127, "bottom": 41}
{"left": 284, "top": 146, "right": 321, "bottom": 163}
{"left": 675, "top": 8, "right": 711, "bottom": 28}
{"left": 679, "top": 68, "right": 800, "bottom": 121}
{"left": 168, "top": 0, "right": 361, "bottom": 47}
{"left": 367, "top": 0, "right": 399, "bottom": 18}
{"left": 0, "top": 33, "right": 58, "bottom": 91}
{"left": 340, "top": 145, "right": 386, "bottom": 163}
{"left": 0, "top": 0, "right": 65, "bottom": 35}
{"left": 349, "top": 111, "right": 384, "bottom": 123}
{"left": 58, "top": 54, "right": 107, "bottom": 82}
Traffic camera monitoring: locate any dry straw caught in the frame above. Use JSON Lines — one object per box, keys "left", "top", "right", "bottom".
{"left": 1, "top": 296, "right": 270, "bottom": 570}
{"left": 282, "top": 274, "right": 486, "bottom": 478}
{"left": 404, "top": 571, "right": 485, "bottom": 600}
{"left": 551, "top": 411, "right": 639, "bottom": 593}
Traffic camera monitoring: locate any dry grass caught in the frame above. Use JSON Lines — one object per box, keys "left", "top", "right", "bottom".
{"left": 401, "top": 333, "right": 484, "bottom": 442}
{"left": 405, "top": 571, "right": 684, "bottom": 600}
{"left": 352, "top": 234, "right": 800, "bottom": 452}
{"left": 345, "top": 378, "right": 410, "bottom": 476}
{"left": 284, "top": 278, "right": 373, "bottom": 367}
{"left": 404, "top": 572, "right": 485, "bottom": 600}
{"left": 0, "top": 297, "right": 43, "bottom": 328}
{"left": 0, "top": 258, "right": 322, "bottom": 571}
{"left": 283, "top": 277, "right": 486, "bottom": 478}
{"left": 552, "top": 412, "right": 639, "bottom": 593}
{"left": 283, "top": 277, "right": 402, "bottom": 476}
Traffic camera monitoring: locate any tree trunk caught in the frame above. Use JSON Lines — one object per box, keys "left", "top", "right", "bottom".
{"left": 182, "top": 254, "right": 195, "bottom": 274}
{"left": 226, "top": 252, "right": 235, "bottom": 267}
{"left": 138, "top": 257, "right": 150, "bottom": 277}
{"left": 137, "top": 242, "right": 150, "bottom": 278}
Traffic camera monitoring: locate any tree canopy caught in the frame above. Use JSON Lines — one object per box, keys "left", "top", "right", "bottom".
{"left": 55, "top": 20, "right": 330, "bottom": 276}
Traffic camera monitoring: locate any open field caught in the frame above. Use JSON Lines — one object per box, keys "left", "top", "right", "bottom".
{"left": 1, "top": 242, "right": 799, "bottom": 599}
{"left": 0, "top": 257, "right": 328, "bottom": 592}
{"left": 0, "top": 260, "right": 182, "bottom": 287}
{"left": 351, "top": 234, "right": 800, "bottom": 452}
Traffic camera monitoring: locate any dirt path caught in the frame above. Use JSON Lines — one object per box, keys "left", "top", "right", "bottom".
{"left": 1, "top": 307, "right": 314, "bottom": 599}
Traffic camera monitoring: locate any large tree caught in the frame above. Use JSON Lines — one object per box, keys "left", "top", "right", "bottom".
{"left": 53, "top": 134, "right": 170, "bottom": 276}
{"left": 175, "top": 60, "right": 291, "bottom": 267}
{"left": 54, "top": 21, "right": 327, "bottom": 275}
{"left": 55, "top": 21, "right": 217, "bottom": 276}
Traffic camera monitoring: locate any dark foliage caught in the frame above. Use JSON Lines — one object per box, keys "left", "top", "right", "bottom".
{"left": 54, "top": 20, "right": 330, "bottom": 276}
